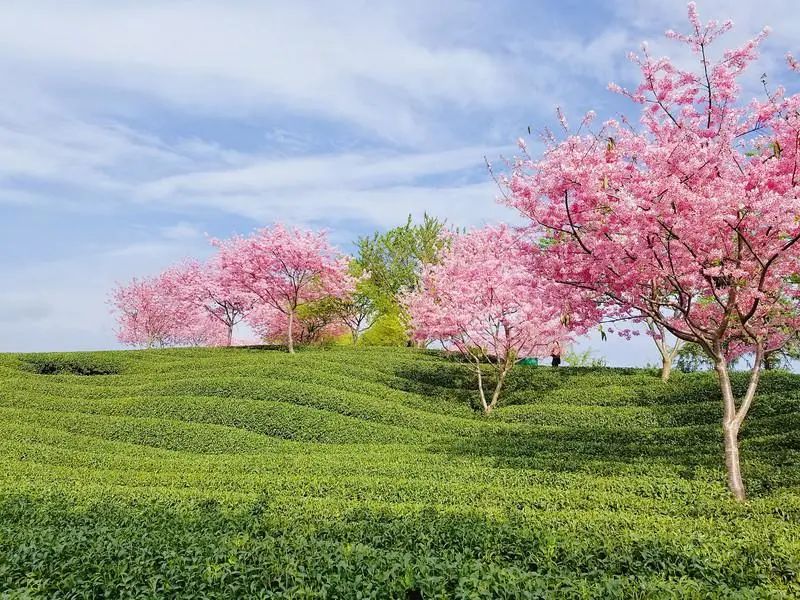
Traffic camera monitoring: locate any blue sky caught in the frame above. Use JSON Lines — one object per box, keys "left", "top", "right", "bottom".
{"left": 2, "top": 0, "right": 799, "bottom": 363}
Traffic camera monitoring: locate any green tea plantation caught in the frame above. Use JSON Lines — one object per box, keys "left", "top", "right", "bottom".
{"left": 0, "top": 347, "right": 798, "bottom": 598}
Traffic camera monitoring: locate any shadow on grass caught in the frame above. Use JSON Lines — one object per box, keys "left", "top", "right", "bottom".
{"left": 430, "top": 411, "right": 800, "bottom": 491}
{"left": 430, "top": 422, "right": 724, "bottom": 472}
{"left": 392, "top": 360, "right": 800, "bottom": 488}
{"left": 18, "top": 354, "right": 123, "bottom": 376}
{"left": 389, "top": 361, "right": 479, "bottom": 408}
{"left": 225, "top": 344, "right": 291, "bottom": 352}
{"left": 0, "top": 491, "right": 796, "bottom": 597}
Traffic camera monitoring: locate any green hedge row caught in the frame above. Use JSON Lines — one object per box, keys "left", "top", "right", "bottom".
{"left": 0, "top": 491, "right": 797, "bottom": 598}
{"left": 0, "top": 346, "right": 798, "bottom": 596}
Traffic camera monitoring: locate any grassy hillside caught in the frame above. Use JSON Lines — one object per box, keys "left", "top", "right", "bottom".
{"left": 0, "top": 346, "right": 798, "bottom": 597}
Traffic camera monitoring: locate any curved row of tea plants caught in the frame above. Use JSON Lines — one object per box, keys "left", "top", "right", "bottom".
{"left": 0, "top": 347, "right": 798, "bottom": 597}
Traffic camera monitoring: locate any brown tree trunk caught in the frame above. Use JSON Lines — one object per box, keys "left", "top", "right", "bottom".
{"left": 762, "top": 350, "right": 780, "bottom": 371}
{"left": 226, "top": 324, "right": 234, "bottom": 347}
{"left": 351, "top": 328, "right": 359, "bottom": 345}
{"left": 287, "top": 311, "right": 295, "bottom": 354}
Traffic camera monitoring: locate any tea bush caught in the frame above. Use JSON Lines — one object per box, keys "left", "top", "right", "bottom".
{"left": 0, "top": 347, "right": 797, "bottom": 597}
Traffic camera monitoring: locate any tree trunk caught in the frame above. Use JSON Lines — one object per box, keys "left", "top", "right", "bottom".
{"left": 660, "top": 355, "right": 672, "bottom": 382}
{"left": 287, "top": 311, "right": 295, "bottom": 354}
{"left": 713, "top": 349, "right": 762, "bottom": 502}
{"left": 487, "top": 362, "right": 511, "bottom": 413}
{"left": 226, "top": 324, "right": 234, "bottom": 347}
{"left": 351, "top": 328, "right": 359, "bottom": 345}
{"left": 762, "top": 350, "right": 779, "bottom": 371}
{"left": 723, "top": 419, "right": 745, "bottom": 502}
{"left": 648, "top": 318, "right": 682, "bottom": 382}
{"left": 475, "top": 362, "right": 489, "bottom": 414}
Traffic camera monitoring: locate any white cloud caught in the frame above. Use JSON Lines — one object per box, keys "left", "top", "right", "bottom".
{"left": 0, "top": 1, "right": 523, "bottom": 145}
{"left": 132, "top": 145, "right": 519, "bottom": 232}
{"left": 6, "top": 0, "right": 800, "bottom": 360}
{"left": 140, "top": 146, "right": 498, "bottom": 199}
{"left": 160, "top": 222, "right": 204, "bottom": 241}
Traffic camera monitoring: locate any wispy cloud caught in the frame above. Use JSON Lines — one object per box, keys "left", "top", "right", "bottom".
{"left": 0, "top": 1, "right": 526, "bottom": 146}
{"left": 137, "top": 146, "right": 512, "bottom": 228}
{"left": 3, "top": 0, "right": 800, "bottom": 361}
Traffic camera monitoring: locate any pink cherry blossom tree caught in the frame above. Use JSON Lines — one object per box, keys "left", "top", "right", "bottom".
{"left": 172, "top": 310, "right": 232, "bottom": 347}
{"left": 504, "top": 3, "right": 800, "bottom": 500}
{"left": 243, "top": 304, "right": 294, "bottom": 344}
{"left": 111, "top": 273, "right": 230, "bottom": 348}
{"left": 165, "top": 258, "right": 254, "bottom": 346}
{"left": 110, "top": 276, "right": 176, "bottom": 348}
{"left": 405, "top": 225, "right": 593, "bottom": 414}
{"left": 214, "top": 224, "right": 353, "bottom": 353}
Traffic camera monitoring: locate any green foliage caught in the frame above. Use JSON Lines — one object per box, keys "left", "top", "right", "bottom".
{"left": 0, "top": 347, "right": 798, "bottom": 597}
{"left": 331, "top": 331, "right": 355, "bottom": 346}
{"left": 563, "top": 347, "right": 607, "bottom": 368}
{"left": 20, "top": 352, "right": 123, "bottom": 375}
{"left": 334, "top": 261, "right": 377, "bottom": 343}
{"left": 359, "top": 312, "right": 409, "bottom": 347}
{"left": 295, "top": 296, "right": 342, "bottom": 343}
{"left": 353, "top": 213, "right": 447, "bottom": 315}
{"left": 676, "top": 342, "right": 713, "bottom": 372}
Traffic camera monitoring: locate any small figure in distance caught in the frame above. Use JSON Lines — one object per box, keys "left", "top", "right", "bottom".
{"left": 550, "top": 341, "right": 562, "bottom": 367}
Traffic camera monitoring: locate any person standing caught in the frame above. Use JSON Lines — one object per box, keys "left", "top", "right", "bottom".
{"left": 550, "top": 342, "right": 562, "bottom": 367}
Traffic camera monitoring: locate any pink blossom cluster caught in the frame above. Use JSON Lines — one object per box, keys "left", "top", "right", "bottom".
{"left": 404, "top": 224, "right": 597, "bottom": 412}
{"left": 246, "top": 303, "right": 348, "bottom": 345}
{"left": 110, "top": 224, "right": 354, "bottom": 352}
{"left": 505, "top": 3, "right": 800, "bottom": 363}
{"left": 406, "top": 225, "right": 592, "bottom": 359}
{"left": 213, "top": 224, "right": 354, "bottom": 353}
{"left": 110, "top": 273, "right": 230, "bottom": 349}
{"left": 501, "top": 2, "right": 800, "bottom": 499}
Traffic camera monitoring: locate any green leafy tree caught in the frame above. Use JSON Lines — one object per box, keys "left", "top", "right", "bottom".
{"left": 359, "top": 311, "right": 409, "bottom": 346}
{"left": 294, "top": 297, "right": 342, "bottom": 344}
{"left": 675, "top": 343, "right": 712, "bottom": 373}
{"left": 353, "top": 213, "right": 448, "bottom": 323}
{"left": 334, "top": 261, "right": 377, "bottom": 344}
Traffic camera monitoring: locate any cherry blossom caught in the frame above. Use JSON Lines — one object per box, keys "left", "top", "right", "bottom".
{"left": 247, "top": 302, "right": 347, "bottom": 345}
{"left": 110, "top": 273, "right": 228, "bottom": 348}
{"left": 504, "top": 3, "right": 800, "bottom": 500}
{"left": 405, "top": 224, "right": 594, "bottom": 413}
{"left": 165, "top": 258, "right": 254, "bottom": 346}
{"left": 214, "top": 224, "right": 354, "bottom": 353}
